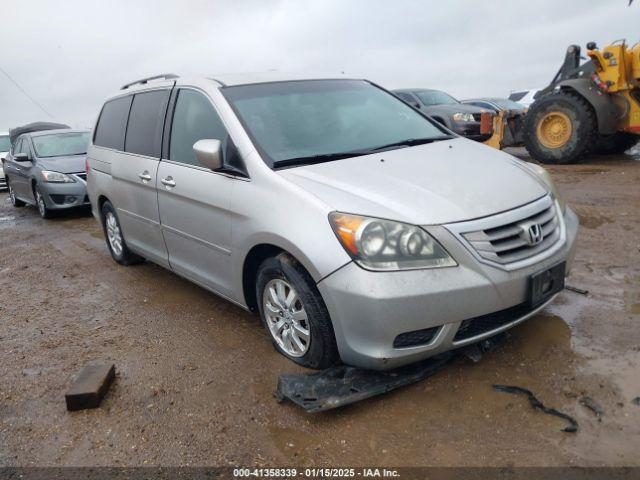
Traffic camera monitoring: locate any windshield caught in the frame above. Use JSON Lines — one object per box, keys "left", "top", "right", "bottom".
{"left": 0, "top": 135, "right": 10, "bottom": 152}
{"left": 222, "top": 80, "right": 447, "bottom": 167}
{"left": 32, "top": 132, "right": 90, "bottom": 158}
{"left": 415, "top": 90, "right": 459, "bottom": 106}
{"left": 492, "top": 99, "right": 526, "bottom": 110}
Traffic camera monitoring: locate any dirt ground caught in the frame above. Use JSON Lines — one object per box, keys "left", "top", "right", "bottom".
{"left": 1, "top": 148, "right": 639, "bottom": 467}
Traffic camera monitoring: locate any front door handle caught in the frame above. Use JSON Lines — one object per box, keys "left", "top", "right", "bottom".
{"left": 138, "top": 171, "right": 152, "bottom": 182}
{"left": 160, "top": 176, "right": 176, "bottom": 188}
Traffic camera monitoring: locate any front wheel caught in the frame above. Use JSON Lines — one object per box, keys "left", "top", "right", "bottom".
{"left": 523, "top": 91, "right": 598, "bottom": 164}
{"left": 34, "top": 184, "right": 53, "bottom": 219}
{"left": 256, "top": 253, "right": 339, "bottom": 369}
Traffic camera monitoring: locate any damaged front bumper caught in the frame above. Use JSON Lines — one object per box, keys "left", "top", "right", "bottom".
{"left": 318, "top": 206, "right": 579, "bottom": 371}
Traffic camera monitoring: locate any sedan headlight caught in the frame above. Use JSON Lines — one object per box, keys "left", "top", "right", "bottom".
{"left": 329, "top": 213, "right": 457, "bottom": 271}
{"left": 41, "top": 171, "right": 76, "bottom": 183}
{"left": 452, "top": 112, "right": 475, "bottom": 122}
{"left": 522, "top": 162, "right": 566, "bottom": 213}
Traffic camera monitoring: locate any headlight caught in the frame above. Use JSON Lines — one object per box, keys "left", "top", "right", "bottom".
{"left": 522, "top": 162, "right": 566, "bottom": 213}
{"left": 41, "top": 171, "right": 76, "bottom": 183}
{"left": 329, "top": 213, "right": 457, "bottom": 271}
{"left": 452, "top": 112, "right": 475, "bottom": 122}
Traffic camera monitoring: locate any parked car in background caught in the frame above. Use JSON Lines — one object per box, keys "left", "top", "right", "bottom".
{"left": 4, "top": 125, "right": 91, "bottom": 218}
{"left": 462, "top": 97, "right": 527, "bottom": 113}
{"left": 393, "top": 88, "right": 492, "bottom": 142}
{"left": 88, "top": 73, "right": 578, "bottom": 371}
{"left": 508, "top": 89, "right": 540, "bottom": 108}
{"left": 0, "top": 132, "right": 10, "bottom": 189}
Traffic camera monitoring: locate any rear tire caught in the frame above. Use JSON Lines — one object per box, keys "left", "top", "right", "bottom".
{"left": 595, "top": 132, "right": 639, "bottom": 155}
{"left": 256, "top": 253, "right": 339, "bottom": 369}
{"left": 523, "top": 91, "right": 598, "bottom": 164}
{"left": 8, "top": 180, "right": 25, "bottom": 207}
{"left": 100, "top": 201, "right": 144, "bottom": 265}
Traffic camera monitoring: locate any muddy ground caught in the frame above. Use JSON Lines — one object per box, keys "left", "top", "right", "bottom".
{"left": 1, "top": 149, "right": 639, "bottom": 467}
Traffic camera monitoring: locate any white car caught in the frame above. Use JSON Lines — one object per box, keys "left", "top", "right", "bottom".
{"left": 0, "top": 132, "right": 10, "bottom": 189}
{"left": 508, "top": 89, "right": 540, "bottom": 108}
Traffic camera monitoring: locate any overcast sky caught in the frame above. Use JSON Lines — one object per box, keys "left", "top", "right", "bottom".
{"left": 1, "top": 0, "right": 638, "bottom": 131}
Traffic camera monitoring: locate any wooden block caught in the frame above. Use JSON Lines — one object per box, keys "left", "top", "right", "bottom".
{"left": 65, "top": 364, "right": 115, "bottom": 411}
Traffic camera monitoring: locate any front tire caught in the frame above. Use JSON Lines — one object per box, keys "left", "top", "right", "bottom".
{"left": 100, "top": 201, "right": 143, "bottom": 265}
{"left": 523, "top": 91, "right": 598, "bottom": 164}
{"left": 256, "top": 253, "right": 339, "bottom": 369}
{"left": 34, "top": 184, "right": 53, "bottom": 219}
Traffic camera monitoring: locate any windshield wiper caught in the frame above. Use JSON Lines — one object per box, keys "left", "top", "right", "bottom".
{"left": 365, "top": 135, "right": 454, "bottom": 153}
{"left": 273, "top": 150, "right": 373, "bottom": 168}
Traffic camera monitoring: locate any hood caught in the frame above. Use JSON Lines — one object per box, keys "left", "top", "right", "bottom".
{"left": 278, "top": 138, "right": 547, "bottom": 225}
{"left": 422, "top": 103, "right": 488, "bottom": 116}
{"left": 36, "top": 155, "right": 87, "bottom": 174}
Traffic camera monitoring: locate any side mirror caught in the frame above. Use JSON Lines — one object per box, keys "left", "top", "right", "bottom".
{"left": 13, "top": 153, "right": 30, "bottom": 162}
{"left": 193, "top": 139, "right": 222, "bottom": 171}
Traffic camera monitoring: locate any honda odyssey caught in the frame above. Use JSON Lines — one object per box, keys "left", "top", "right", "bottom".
{"left": 87, "top": 73, "right": 579, "bottom": 370}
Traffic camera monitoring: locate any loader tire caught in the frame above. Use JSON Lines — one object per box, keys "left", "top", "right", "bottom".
{"left": 523, "top": 91, "right": 597, "bottom": 164}
{"left": 594, "top": 132, "right": 639, "bottom": 155}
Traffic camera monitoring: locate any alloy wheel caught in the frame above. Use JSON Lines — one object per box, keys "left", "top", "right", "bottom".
{"left": 105, "top": 211, "right": 124, "bottom": 256}
{"left": 262, "top": 278, "right": 310, "bottom": 357}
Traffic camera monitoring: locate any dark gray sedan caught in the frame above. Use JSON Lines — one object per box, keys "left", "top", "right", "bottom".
{"left": 4, "top": 128, "right": 91, "bottom": 218}
{"left": 393, "top": 89, "right": 492, "bottom": 142}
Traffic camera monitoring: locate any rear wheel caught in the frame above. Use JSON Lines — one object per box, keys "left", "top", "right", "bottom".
{"left": 100, "top": 201, "right": 144, "bottom": 265}
{"left": 256, "top": 253, "right": 339, "bottom": 369}
{"left": 595, "top": 132, "right": 639, "bottom": 154}
{"left": 8, "top": 180, "right": 25, "bottom": 207}
{"left": 523, "top": 91, "right": 597, "bottom": 164}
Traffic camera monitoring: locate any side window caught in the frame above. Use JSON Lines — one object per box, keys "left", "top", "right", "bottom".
{"left": 125, "top": 90, "right": 170, "bottom": 157}
{"left": 169, "top": 89, "right": 229, "bottom": 167}
{"left": 94, "top": 96, "right": 133, "bottom": 151}
{"left": 17, "top": 138, "right": 31, "bottom": 158}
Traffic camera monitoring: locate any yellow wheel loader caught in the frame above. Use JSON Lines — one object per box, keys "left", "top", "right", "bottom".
{"left": 523, "top": 41, "right": 640, "bottom": 164}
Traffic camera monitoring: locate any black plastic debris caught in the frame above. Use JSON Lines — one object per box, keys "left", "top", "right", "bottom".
{"left": 632, "top": 397, "right": 640, "bottom": 406}
{"left": 493, "top": 384, "right": 578, "bottom": 433}
{"left": 276, "top": 334, "right": 506, "bottom": 413}
{"left": 580, "top": 396, "right": 604, "bottom": 421}
{"left": 565, "top": 285, "right": 588, "bottom": 295}
{"left": 276, "top": 353, "right": 455, "bottom": 413}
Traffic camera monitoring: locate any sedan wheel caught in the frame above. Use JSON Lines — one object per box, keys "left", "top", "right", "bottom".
{"left": 262, "top": 278, "right": 310, "bottom": 357}
{"left": 105, "top": 211, "right": 124, "bottom": 256}
{"left": 8, "top": 182, "right": 25, "bottom": 207}
{"left": 34, "top": 186, "right": 52, "bottom": 218}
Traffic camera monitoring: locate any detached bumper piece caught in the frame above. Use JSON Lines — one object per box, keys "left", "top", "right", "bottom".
{"left": 276, "top": 334, "right": 506, "bottom": 413}
{"left": 276, "top": 353, "right": 454, "bottom": 413}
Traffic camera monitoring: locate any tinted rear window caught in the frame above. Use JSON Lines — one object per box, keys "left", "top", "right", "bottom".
{"left": 125, "top": 90, "right": 170, "bottom": 157}
{"left": 94, "top": 96, "right": 133, "bottom": 150}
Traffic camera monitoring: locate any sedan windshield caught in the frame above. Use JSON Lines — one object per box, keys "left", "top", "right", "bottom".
{"left": 0, "top": 135, "right": 10, "bottom": 152}
{"left": 416, "top": 90, "right": 459, "bottom": 106}
{"left": 32, "top": 132, "right": 90, "bottom": 158}
{"left": 222, "top": 80, "right": 448, "bottom": 167}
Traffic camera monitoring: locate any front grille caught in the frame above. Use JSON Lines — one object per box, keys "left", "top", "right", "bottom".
{"left": 393, "top": 326, "right": 440, "bottom": 349}
{"left": 453, "top": 302, "right": 536, "bottom": 342}
{"left": 462, "top": 201, "right": 560, "bottom": 265}
{"left": 472, "top": 113, "right": 482, "bottom": 122}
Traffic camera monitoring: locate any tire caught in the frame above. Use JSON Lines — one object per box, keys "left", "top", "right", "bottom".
{"left": 594, "top": 132, "right": 639, "bottom": 155}
{"left": 100, "top": 200, "right": 144, "bottom": 265}
{"left": 7, "top": 180, "right": 25, "bottom": 207}
{"left": 34, "top": 184, "right": 53, "bottom": 219}
{"left": 256, "top": 253, "right": 339, "bottom": 369}
{"left": 523, "top": 91, "right": 598, "bottom": 164}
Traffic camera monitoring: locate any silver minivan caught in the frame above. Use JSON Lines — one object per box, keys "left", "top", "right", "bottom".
{"left": 87, "top": 73, "right": 579, "bottom": 370}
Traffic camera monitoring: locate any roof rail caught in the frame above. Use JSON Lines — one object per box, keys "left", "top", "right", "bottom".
{"left": 121, "top": 73, "right": 179, "bottom": 90}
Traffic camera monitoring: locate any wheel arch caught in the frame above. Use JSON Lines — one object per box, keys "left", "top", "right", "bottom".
{"left": 553, "top": 79, "right": 620, "bottom": 135}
